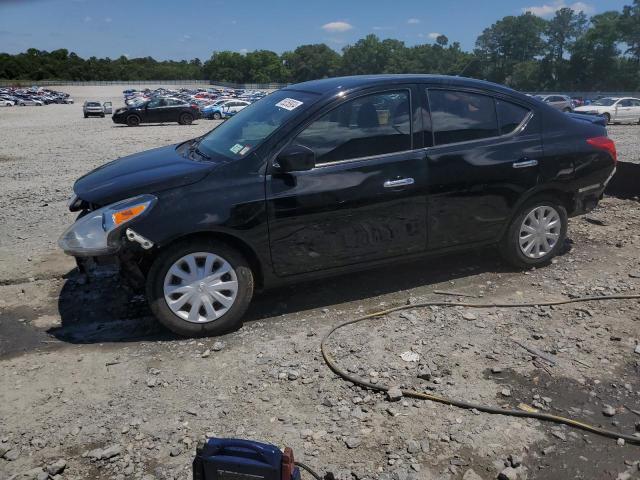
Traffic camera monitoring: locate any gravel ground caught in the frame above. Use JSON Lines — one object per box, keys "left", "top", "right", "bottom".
{"left": 608, "top": 124, "right": 640, "bottom": 165}
{"left": 1, "top": 86, "right": 640, "bottom": 480}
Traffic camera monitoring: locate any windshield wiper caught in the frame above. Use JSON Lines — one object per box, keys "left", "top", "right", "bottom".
{"left": 194, "top": 146, "right": 211, "bottom": 160}
{"left": 187, "top": 138, "right": 211, "bottom": 160}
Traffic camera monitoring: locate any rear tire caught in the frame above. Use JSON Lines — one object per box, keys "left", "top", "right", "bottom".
{"left": 126, "top": 114, "right": 141, "bottom": 127}
{"left": 147, "top": 239, "right": 254, "bottom": 337}
{"left": 84, "top": 114, "right": 88, "bottom": 118}
{"left": 500, "top": 196, "right": 568, "bottom": 269}
{"left": 178, "top": 112, "right": 194, "bottom": 125}
{"left": 603, "top": 112, "right": 611, "bottom": 124}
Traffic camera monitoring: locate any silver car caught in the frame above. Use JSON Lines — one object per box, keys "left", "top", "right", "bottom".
{"left": 534, "top": 94, "right": 574, "bottom": 112}
{"left": 83, "top": 101, "right": 105, "bottom": 118}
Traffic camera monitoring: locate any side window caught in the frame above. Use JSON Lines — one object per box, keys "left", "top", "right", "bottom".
{"left": 147, "top": 99, "right": 161, "bottom": 108}
{"left": 632, "top": 100, "right": 640, "bottom": 107}
{"left": 294, "top": 90, "right": 411, "bottom": 164}
{"left": 619, "top": 99, "right": 632, "bottom": 107}
{"left": 428, "top": 89, "right": 499, "bottom": 145}
{"left": 496, "top": 99, "right": 530, "bottom": 135}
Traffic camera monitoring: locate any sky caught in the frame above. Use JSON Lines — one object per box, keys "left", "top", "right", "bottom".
{"left": 0, "top": 0, "right": 631, "bottom": 60}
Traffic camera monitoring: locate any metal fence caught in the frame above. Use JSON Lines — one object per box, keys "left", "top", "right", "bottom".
{"left": 211, "top": 81, "right": 288, "bottom": 90}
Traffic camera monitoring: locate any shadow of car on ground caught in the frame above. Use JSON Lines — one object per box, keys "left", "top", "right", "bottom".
{"left": 48, "top": 240, "right": 571, "bottom": 345}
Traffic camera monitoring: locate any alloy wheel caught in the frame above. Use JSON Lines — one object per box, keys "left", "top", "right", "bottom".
{"left": 518, "top": 205, "right": 561, "bottom": 259}
{"left": 163, "top": 252, "right": 238, "bottom": 323}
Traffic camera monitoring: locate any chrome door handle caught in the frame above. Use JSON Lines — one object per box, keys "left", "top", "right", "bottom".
{"left": 384, "top": 178, "right": 414, "bottom": 188}
{"left": 513, "top": 159, "right": 538, "bottom": 169}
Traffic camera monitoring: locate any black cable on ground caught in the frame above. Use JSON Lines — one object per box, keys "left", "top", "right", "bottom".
{"left": 320, "top": 293, "right": 640, "bottom": 445}
{"left": 295, "top": 461, "right": 324, "bottom": 480}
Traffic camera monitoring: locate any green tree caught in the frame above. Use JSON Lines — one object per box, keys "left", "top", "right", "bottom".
{"left": 245, "top": 50, "right": 286, "bottom": 83}
{"left": 341, "top": 35, "right": 409, "bottom": 75}
{"left": 619, "top": 0, "right": 640, "bottom": 60}
{"left": 544, "top": 7, "right": 588, "bottom": 86}
{"left": 281, "top": 44, "right": 341, "bottom": 82}
{"left": 568, "top": 11, "right": 622, "bottom": 89}
{"left": 475, "top": 13, "right": 547, "bottom": 84}
{"left": 203, "top": 51, "right": 247, "bottom": 83}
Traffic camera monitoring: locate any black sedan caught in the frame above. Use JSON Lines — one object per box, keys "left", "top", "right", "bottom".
{"left": 112, "top": 97, "right": 201, "bottom": 126}
{"left": 60, "top": 75, "right": 617, "bottom": 336}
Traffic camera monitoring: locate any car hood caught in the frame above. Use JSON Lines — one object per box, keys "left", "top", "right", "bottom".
{"left": 73, "top": 143, "right": 215, "bottom": 206}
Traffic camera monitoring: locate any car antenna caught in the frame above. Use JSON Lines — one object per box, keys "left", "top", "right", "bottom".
{"left": 456, "top": 58, "right": 478, "bottom": 77}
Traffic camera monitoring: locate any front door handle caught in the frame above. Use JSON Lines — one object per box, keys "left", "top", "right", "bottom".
{"left": 513, "top": 159, "right": 538, "bottom": 169}
{"left": 384, "top": 178, "right": 414, "bottom": 188}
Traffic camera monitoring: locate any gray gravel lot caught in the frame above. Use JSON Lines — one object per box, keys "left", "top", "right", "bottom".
{"left": 1, "top": 86, "right": 640, "bottom": 480}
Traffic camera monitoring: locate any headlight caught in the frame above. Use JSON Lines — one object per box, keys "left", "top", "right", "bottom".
{"left": 58, "top": 194, "right": 156, "bottom": 256}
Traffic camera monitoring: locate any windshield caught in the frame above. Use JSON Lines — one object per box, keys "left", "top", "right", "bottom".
{"left": 198, "top": 89, "right": 319, "bottom": 160}
{"left": 592, "top": 97, "right": 617, "bottom": 106}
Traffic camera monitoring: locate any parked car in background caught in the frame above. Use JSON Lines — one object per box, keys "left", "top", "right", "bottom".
{"left": 112, "top": 97, "right": 201, "bottom": 126}
{"left": 203, "top": 99, "right": 250, "bottom": 119}
{"left": 83, "top": 101, "right": 105, "bottom": 118}
{"left": 534, "top": 94, "right": 574, "bottom": 112}
{"left": 60, "top": 75, "right": 617, "bottom": 337}
{"left": 15, "top": 97, "right": 43, "bottom": 106}
{"left": 0, "top": 86, "right": 73, "bottom": 105}
{"left": 103, "top": 102, "right": 113, "bottom": 114}
{"left": 0, "top": 99, "right": 14, "bottom": 107}
{"left": 574, "top": 97, "right": 640, "bottom": 124}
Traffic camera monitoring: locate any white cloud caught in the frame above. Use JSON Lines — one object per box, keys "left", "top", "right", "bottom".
{"left": 321, "top": 21, "right": 353, "bottom": 33}
{"left": 407, "top": 18, "right": 420, "bottom": 24}
{"left": 239, "top": 48, "right": 248, "bottom": 54}
{"left": 428, "top": 32, "right": 442, "bottom": 39}
{"left": 523, "top": 1, "right": 594, "bottom": 17}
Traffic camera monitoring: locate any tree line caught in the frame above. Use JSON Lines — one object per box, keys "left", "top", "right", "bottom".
{"left": 0, "top": 0, "right": 638, "bottom": 91}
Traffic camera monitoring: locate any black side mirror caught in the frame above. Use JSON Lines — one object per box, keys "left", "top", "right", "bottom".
{"left": 275, "top": 145, "right": 315, "bottom": 173}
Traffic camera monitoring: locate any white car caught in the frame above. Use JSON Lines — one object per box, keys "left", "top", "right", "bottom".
{"left": 574, "top": 97, "right": 640, "bottom": 125}
{"left": 0, "top": 99, "right": 14, "bottom": 107}
{"left": 15, "top": 98, "right": 44, "bottom": 106}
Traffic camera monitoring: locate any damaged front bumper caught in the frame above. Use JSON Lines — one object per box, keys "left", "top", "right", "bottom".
{"left": 58, "top": 194, "right": 156, "bottom": 257}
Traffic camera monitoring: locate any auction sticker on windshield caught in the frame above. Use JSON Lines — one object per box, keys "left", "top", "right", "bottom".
{"left": 230, "top": 144, "right": 244, "bottom": 154}
{"left": 275, "top": 98, "right": 303, "bottom": 111}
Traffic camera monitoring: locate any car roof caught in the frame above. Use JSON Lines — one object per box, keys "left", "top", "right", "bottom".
{"left": 285, "top": 74, "right": 530, "bottom": 101}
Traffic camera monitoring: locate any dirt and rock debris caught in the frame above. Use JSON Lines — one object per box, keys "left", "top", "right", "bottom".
{"left": 1, "top": 86, "right": 640, "bottom": 480}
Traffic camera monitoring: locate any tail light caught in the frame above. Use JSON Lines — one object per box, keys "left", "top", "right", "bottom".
{"left": 587, "top": 136, "right": 617, "bottom": 164}
{"left": 190, "top": 103, "right": 199, "bottom": 109}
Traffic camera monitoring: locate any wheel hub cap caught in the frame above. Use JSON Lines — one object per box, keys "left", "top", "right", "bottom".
{"left": 518, "top": 205, "right": 561, "bottom": 259}
{"left": 163, "top": 252, "right": 238, "bottom": 323}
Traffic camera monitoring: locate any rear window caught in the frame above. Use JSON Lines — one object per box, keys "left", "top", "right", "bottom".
{"left": 496, "top": 100, "right": 530, "bottom": 134}
{"left": 428, "top": 90, "right": 498, "bottom": 145}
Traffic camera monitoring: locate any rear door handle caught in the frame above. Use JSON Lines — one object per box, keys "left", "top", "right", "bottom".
{"left": 384, "top": 178, "right": 414, "bottom": 188}
{"left": 513, "top": 159, "right": 538, "bottom": 169}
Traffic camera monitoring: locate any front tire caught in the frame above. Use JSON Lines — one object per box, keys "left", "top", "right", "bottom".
{"left": 500, "top": 197, "right": 567, "bottom": 269}
{"left": 603, "top": 112, "right": 611, "bottom": 124}
{"left": 126, "top": 114, "right": 141, "bottom": 127}
{"left": 147, "top": 239, "right": 254, "bottom": 337}
{"left": 178, "top": 112, "right": 194, "bottom": 125}
{"left": 212, "top": 111, "right": 222, "bottom": 120}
